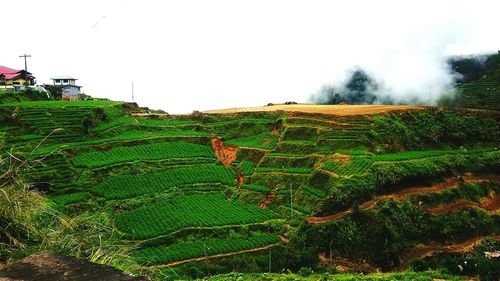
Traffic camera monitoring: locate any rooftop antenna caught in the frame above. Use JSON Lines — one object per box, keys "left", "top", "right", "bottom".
{"left": 131, "top": 80, "right": 134, "bottom": 102}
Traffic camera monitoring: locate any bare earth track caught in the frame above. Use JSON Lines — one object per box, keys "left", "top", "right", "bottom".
{"left": 148, "top": 243, "right": 280, "bottom": 268}
{"left": 396, "top": 235, "right": 500, "bottom": 271}
{"left": 204, "top": 104, "right": 423, "bottom": 115}
{"left": 307, "top": 175, "right": 500, "bottom": 224}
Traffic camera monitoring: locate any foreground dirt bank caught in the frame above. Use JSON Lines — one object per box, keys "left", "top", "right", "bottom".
{"left": 0, "top": 252, "right": 149, "bottom": 281}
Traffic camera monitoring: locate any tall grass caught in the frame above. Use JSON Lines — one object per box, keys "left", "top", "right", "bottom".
{"left": 0, "top": 131, "right": 133, "bottom": 271}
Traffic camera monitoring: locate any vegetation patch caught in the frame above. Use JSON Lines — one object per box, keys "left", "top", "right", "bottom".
{"left": 225, "top": 132, "right": 279, "bottom": 150}
{"left": 92, "top": 165, "right": 236, "bottom": 199}
{"left": 133, "top": 232, "right": 280, "bottom": 265}
{"left": 72, "top": 141, "right": 215, "bottom": 168}
{"left": 115, "top": 194, "right": 278, "bottom": 239}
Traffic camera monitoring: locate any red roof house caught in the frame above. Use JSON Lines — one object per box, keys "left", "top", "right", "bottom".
{"left": 0, "top": 65, "right": 36, "bottom": 85}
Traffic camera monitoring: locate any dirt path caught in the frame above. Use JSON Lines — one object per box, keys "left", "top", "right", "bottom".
{"left": 149, "top": 243, "right": 279, "bottom": 268}
{"left": 319, "top": 253, "right": 381, "bottom": 273}
{"left": 424, "top": 192, "right": 499, "bottom": 216}
{"left": 307, "top": 175, "right": 500, "bottom": 224}
{"left": 397, "top": 235, "right": 500, "bottom": 271}
{"left": 211, "top": 137, "right": 237, "bottom": 167}
{"left": 204, "top": 104, "right": 422, "bottom": 116}
{"left": 0, "top": 252, "right": 149, "bottom": 281}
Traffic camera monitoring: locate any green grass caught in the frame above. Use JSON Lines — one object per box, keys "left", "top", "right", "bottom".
{"left": 33, "top": 129, "right": 209, "bottom": 155}
{"left": 414, "top": 181, "right": 500, "bottom": 207}
{"left": 0, "top": 100, "right": 123, "bottom": 107}
{"left": 136, "top": 118, "right": 199, "bottom": 127}
{"left": 133, "top": 232, "right": 280, "bottom": 265}
{"left": 240, "top": 161, "right": 255, "bottom": 176}
{"left": 72, "top": 141, "right": 215, "bottom": 168}
{"left": 49, "top": 192, "right": 90, "bottom": 205}
{"left": 321, "top": 157, "right": 373, "bottom": 176}
{"left": 92, "top": 165, "right": 236, "bottom": 199}
{"left": 225, "top": 132, "right": 279, "bottom": 149}
{"left": 115, "top": 194, "right": 278, "bottom": 239}
{"left": 299, "top": 185, "right": 327, "bottom": 199}
{"left": 372, "top": 148, "right": 494, "bottom": 161}
{"left": 241, "top": 184, "right": 272, "bottom": 193}
{"left": 92, "top": 116, "right": 138, "bottom": 132}
{"left": 255, "top": 167, "right": 313, "bottom": 174}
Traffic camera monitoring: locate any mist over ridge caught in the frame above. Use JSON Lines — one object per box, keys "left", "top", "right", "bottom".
{"left": 311, "top": 52, "right": 499, "bottom": 105}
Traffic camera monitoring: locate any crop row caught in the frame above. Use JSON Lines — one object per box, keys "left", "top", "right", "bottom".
{"left": 321, "top": 157, "right": 373, "bottom": 176}
{"left": 92, "top": 116, "right": 137, "bottom": 132}
{"left": 258, "top": 154, "right": 317, "bottom": 169}
{"left": 299, "top": 185, "right": 327, "bottom": 199}
{"left": 72, "top": 141, "right": 215, "bottom": 168}
{"left": 241, "top": 184, "right": 272, "bottom": 193}
{"left": 33, "top": 129, "right": 209, "bottom": 156}
{"left": 0, "top": 100, "right": 121, "bottom": 108}
{"left": 255, "top": 167, "right": 313, "bottom": 174}
{"left": 372, "top": 148, "right": 493, "bottom": 162}
{"left": 133, "top": 232, "right": 280, "bottom": 265}
{"left": 240, "top": 161, "right": 255, "bottom": 176}
{"left": 92, "top": 165, "right": 236, "bottom": 199}
{"left": 115, "top": 194, "right": 278, "bottom": 239}
{"left": 225, "top": 132, "right": 279, "bottom": 149}
{"left": 137, "top": 118, "right": 199, "bottom": 127}
{"left": 49, "top": 192, "right": 90, "bottom": 205}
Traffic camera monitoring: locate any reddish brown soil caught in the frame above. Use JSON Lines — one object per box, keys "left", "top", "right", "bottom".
{"left": 272, "top": 121, "right": 282, "bottom": 136}
{"left": 0, "top": 252, "right": 149, "bottom": 281}
{"left": 237, "top": 175, "right": 244, "bottom": 189}
{"left": 204, "top": 104, "right": 422, "bottom": 116}
{"left": 397, "top": 235, "right": 500, "bottom": 271}
{"left": 319, "top": 253, "right": 381, "bottom": 273}
{"left": 306, "top": 210, "right": 352, "bottom": 224}
{"left": 258, "top": 191, "right": 276, "bottom": 208}
{"left": 211, "top": 137, "right": 237, "bottom": 167}
{"left": 307, "top": 175, "right": 500, "bottom": 224}
{"left": 424, "top": 192, "right": 499, "bottom": 216}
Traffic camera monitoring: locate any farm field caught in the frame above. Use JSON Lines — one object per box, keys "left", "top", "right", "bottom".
{"left": 115, "top": 194, "right": 278, "bottom": 239}
{"left": 1, "top": 100, "right": 499, "bottom": 281}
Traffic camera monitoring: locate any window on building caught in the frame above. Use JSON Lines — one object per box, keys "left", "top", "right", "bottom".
{"left": 63, "top": 79, "right": 69, "bottom": 84}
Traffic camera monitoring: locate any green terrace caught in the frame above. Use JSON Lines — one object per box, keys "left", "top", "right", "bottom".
{"left": 115, "top": 194, "right": 278, "bottom": 239}
{"left": 30, "top": 129, "right": 210, "bottom": 156}
{"left": 71, "top": 141, "right": 215, "bottom": 168}
{"left": 225, "top": 131, "right": 279, "bottom": 150}
{"left": 133, "top": 231, "right": 280, "bottom": 266}
{"left": 91, "top": 165, "right": 236, "bottom": 199}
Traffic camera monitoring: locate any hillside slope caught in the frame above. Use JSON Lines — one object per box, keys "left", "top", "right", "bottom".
{"left": 0, "top": 101, "right": 499, "bottom": 280}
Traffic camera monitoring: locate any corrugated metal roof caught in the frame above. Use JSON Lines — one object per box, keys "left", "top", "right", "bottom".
{"left": 51, "top": 75, "right": 78, "bottom": 80}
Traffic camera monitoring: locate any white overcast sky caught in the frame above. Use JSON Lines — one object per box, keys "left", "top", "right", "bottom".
{"left": 2, "top": 0, "right": 500, "bottom": 113}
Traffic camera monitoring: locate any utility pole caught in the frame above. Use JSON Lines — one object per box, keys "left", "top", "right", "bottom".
{"left": 131, "top": 81, "right": 134, "bottom": 102}
{"left": 19, "top": 54, "right": 31, "bottom": 85}
{"left": 290, "top": 183, "right": 293, "bottom": 221}
{"left": 268, "top": 249, "right": 272, "bottom": 273}
{"left": 19, "top": 54, "right": 31, "bottom": 72}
